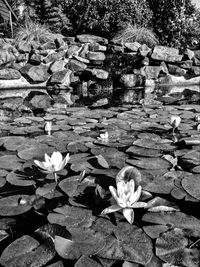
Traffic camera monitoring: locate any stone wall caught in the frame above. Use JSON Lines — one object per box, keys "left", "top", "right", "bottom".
{"left": 1, "top": 34, "right": 200, "bottom": 109}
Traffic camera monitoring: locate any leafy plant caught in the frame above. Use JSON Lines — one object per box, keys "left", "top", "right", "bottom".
{"left": 14, "top": 20, "right": 54, "bottom": 46}
{"left": 147, "top": 0, "right": 197, "bottom": 48}
{"left": 61, "top": 0, "right": 153, "bottom": 38}
{"left": 112, "top": 23, "right": 158, "bottom": 47}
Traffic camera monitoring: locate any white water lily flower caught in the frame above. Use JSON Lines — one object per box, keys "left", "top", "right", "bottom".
{"left": 170, "top": 115, "right": 181, "bottom": 131}
{"left": 97, "top": 132, "right": 109, "bottom": 142}
{"left": 101, "top": 179, "right": 147, "bottom": 224}
{"left": 44, "top": 121, "right": 52, "bottom": 136}
{"left": 34, "top": 151, "right": 70, "bottom": 174}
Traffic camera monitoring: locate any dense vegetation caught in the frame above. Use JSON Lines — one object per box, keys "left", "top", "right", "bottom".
{"left": 2, "top": 0, "right": 200, "bottom": 48}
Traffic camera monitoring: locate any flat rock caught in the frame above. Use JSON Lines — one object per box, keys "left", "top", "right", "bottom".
{"left": 151, "top": 45, "right": 183, "bottom": 62}
{"left": 0, "top": 68, "right": 21, "bottom": 80}
{"left": 76, "top": 34, "right": 108, "bottom": 45}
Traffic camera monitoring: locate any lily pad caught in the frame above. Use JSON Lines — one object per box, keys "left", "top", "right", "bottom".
{"left": 54, "top": 227, "right": 105, "bottom": 260}
{"left": 126, "top": 157, "right": 172, "bottom": 170}
{"left": 182, "top": 173, "right": 200, "bottom": 200}
{"left": 142, "top": 212, "right": 200, "bottom": 232}
{"left": 0, "top": 155, "right": 24, "bottom": 171}
{"left": 2, "top": 136, "right": 27, "bottom": 151}
{"left": 6, "top": 170, "right": 36, "bottom": 187}
{"left": 126, "top": 145, "right": 162, "bottom": 157}
{"left": 47, "top": 205, "right": 96, "bottom": 228}
{"left": 0, "top": 195, "right": 32, "bottom": 216}
{"left": 17, "top": 145, "right": 54, "bottom": 160}
{"left": 74, "top": 255, "right": 102, "bottom": 267}
{"left": 156, "top": 228, "right": 200, "bottom": 267}
{"left": 0, "top": 234, "right": 55, "bottom": 267}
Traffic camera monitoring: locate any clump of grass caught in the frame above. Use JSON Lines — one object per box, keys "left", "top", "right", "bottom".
{"left": 14, "top": 20, "right": 55, "bottom": 46}
{"left": 112, "top": 23, "right": 158, "bottom": 47}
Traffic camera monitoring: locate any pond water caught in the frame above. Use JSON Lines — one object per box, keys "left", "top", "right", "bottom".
{"left": 0, "top": 84, "right": 200, "bottom": 267}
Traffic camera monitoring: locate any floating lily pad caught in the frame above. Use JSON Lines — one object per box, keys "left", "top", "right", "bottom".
{"left": 143, "top": 225, "right": 169, "bottom": 239}
{"left": 180, "top": 150, "right": 200, "bottom": 168}
{"left": 48, "top": 205, "right": 96, "bottom": 228}
{"left": 142, "top": 212, "right": 200, "bottom": 232}
{"left": 6, "top": 170, "right": 36, "bottom": 187}
{"left": 95, "top": 221, "right": 153, "bottom": 265}
{"left": 0, "top": 195, "right": 32, "bottom": 216}
{"left": 126, "top": 157, "right": 172, "bottom": 170}
{"left": 36, "top": 183, "right": 63, "bottom": 199}
{"left": 133, "top": 139, "right": 175, "bottom": 152}
{"left": 18, "top": 145, "right": 54, "bottom": 160}
{"left": 0, "top": 155, "right": 24, "bottom": 171}
{"left": 156, "top": 228, "right": 200, "bottom": 267}
{"left": 126, "top": 145, "right": 162, "bottom": 157}
{"left": 0, "top": 234, "right": 55, "bottom": 267}
{"left": 54, "top": 227, "right": 105, "bottom": 260}
{"left": 182, "top": 173, "right": 200, "bottom": 200}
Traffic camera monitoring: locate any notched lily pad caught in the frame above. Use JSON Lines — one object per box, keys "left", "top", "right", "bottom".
{"left": 0, "top": 155, "right": 24, "bottom": 171}
{"left": 126, "top": 157, "right": 172, "bottom": 170}
{"left": 156, "top": 228, "right": 200, "bottom": 267}
{"left": 0, "top": 195, "right": 32, "bottom": 216}
{"left": 182, "top": 173, "right": 200, "bottom": 200}
{"left": 0, "top": 234, "right": 55, "bottom": 267}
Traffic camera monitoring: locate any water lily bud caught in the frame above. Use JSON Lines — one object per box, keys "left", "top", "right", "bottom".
{"left": 170, "top": 115, "right": 181, "bottom": 129}
{"left": 97, "top": 132, "right": 109, "bottom": 142}
{"left": 44, "top": 121, "right": 52, "bottom": 136}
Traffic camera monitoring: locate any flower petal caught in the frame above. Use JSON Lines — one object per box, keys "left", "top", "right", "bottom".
{"left": 131, "top": 201, "right": 147, "bottom": 208}
{"left": 148, "top": 206, "right": 177, "bottom": 212}
{"left": 58, "top": 153, "right": 70, "bottom": 171}
{"left": 129, "top": 185, "right": 142, "bottom": 204}
{"left": 101, "top": 205, "right": 122, "bottom": 214}
{"left": 109, "top": 186, "right": 118, "bottom": 201}
{"left": 44, "top": 153, "right": 51, "bottom": 166}
{"left": 122, "top": 208, "right": 134, "bottom": 224}
{"left": 34, "top": 160, "right": 46, "bottom": 170}
{"left": 50, "top": 151, "right": 63, "bottom": 171}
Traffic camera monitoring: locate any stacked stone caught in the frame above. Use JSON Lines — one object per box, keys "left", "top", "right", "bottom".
{"left": 0, "top": 34, "right": 200, "bottom": 102}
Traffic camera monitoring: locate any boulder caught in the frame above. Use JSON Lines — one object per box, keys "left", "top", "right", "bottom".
{"left": 48, "top": 69, "right": 72, "bottom": 86}
{"left": 87, "top": 68, "right": 109, "bottom": 80}
{"left": 73, "top": 55, "right": 90, "bottom": 64}
{"left": 0, "top": 49, "right": 16, "bottom": 65}
{"left": 0, "top": 68, "right": 21, "bottom": 80}
{"left": 120, "top": 74, "right": 145, "bottom": 88}
{"left": 20, "top": 64, "right": 50, "bottom": 83}
{"left": 190, "top": 66, "right": 200, "bottom": 76}
{"left": 151, "top": 45, "right": 183, "bottom": 62}
{"left": 107, "top": 44, "right": 124, "bottom": 53}
{"left": 167, "top": 64, "right": 187, "bottom": 76}
{"left": 183, "top": 48, "right": 194, "bottom": 60}
{"left": 79, "top": 43, "right": 90, "bottom": 59}
{"left": 49, "top": 60, "right": 66, "bottom": 73}
{"left": 159, "top": 74, "right": 200, "bottom": 87}
{"left": 17, "top": 42, "right": 32, "bottom": 53}
{"left": 140, "top": 66, "right": 163, "bottom": 79}
{"left": 89, "top": 43, "right": 107, "bottom": 52}
{"left": 29, "top": 94, "right": 52, "bottom": 110}
{"left": 68, "top": 59, "right": 87, "bottom": 72}
{"left": 138, "top": 44, "right": 151, "bottom": 57}
{"left": 29, "top": 53, "right": 42, "bottom": 65}
{"left": 76, "top": 34, "right": 108, "bottom": 45}
{"left": 43, "top": 50, "right": 66, "bottom": 64}
{"left": 40, "top": 41, "right": 57, "bottom": 50}
{"left": 87, "top": 52, "right": 106, "bottom": 61}
{"left": 125, "top": 42, "right": 141, "bottom": 52}
{"left": 67, "top": 44, "right": 82, "bottom": 58}
{"left": 193, "top": 50, "right": 200, "bottom": 61}
{"left": 178, "top": 60, "right": 193, "bottom": 69}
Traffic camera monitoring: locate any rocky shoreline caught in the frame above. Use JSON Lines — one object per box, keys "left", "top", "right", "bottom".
{"left": 0, "top": 34, "right": 200, "bottom": 117}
